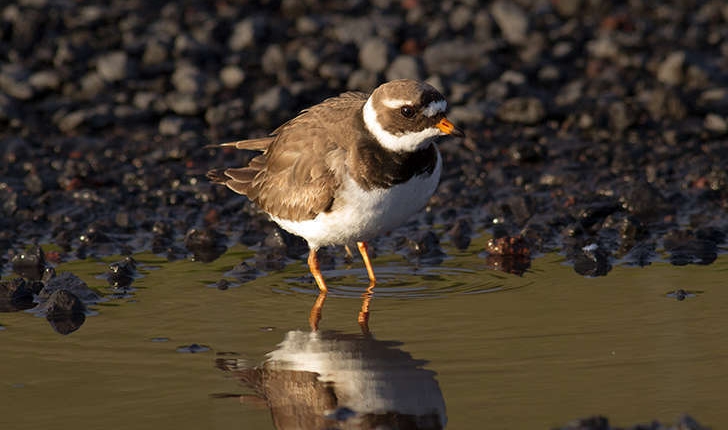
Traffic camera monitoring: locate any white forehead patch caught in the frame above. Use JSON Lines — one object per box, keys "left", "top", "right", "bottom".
{"left": 422, "top": 99, "right": 447, "bottom": 117}
{"left": 381, "top": 98, "right": 412, "bottom": 109}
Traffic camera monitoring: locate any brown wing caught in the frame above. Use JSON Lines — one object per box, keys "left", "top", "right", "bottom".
{"left": 208, "top": 91, "right": 368, "bottom": 222}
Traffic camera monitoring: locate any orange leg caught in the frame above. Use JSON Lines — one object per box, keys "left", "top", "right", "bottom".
{"left": 307, "top": 249, "right": 328, "bottom": 331}
{"left": 357, "top": 241, "right": 377, "bottom": 285}
{"left": 356, "top": 241, "right": 377, "bottom": 332}
{"left": 307, "top": 249, "right": 328, "bottom": 293}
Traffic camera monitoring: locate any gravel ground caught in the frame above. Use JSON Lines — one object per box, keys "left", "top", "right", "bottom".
{"left": 1, "top": 0, "right": 727, "bottom": 276}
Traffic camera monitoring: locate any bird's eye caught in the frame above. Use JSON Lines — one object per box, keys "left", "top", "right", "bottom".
{"left": 400, "top": 105, "right": 415, "bottom": 118}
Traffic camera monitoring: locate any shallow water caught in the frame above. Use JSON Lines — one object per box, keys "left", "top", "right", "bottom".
{"left": 2, "top": 238, "right": 727, "bottom": 429}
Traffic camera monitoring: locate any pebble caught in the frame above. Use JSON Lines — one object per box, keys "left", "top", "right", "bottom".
{"left": 490, "top": 0, "right": 529, "bottom": 46}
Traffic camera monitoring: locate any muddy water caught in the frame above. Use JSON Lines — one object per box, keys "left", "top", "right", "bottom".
{"left": 2, "top": 238, "right": 727, "bottom": 429}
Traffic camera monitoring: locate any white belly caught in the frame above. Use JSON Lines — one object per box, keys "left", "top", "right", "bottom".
{"left": 271, "top": 151, "right": 442, "bottom": 249}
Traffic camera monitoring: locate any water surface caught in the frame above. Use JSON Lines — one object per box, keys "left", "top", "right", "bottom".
{"left": 2, "top": 240, "right": 726, "bottom": 429}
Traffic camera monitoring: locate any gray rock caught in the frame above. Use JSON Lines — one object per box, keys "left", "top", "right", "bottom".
{"left": 0, "top": 64, "right": 33, "bottom": 100}
{"left": 205, "top": 99, "right": 245, "bottom": 126}
{"left": 490, "top": 0, "right": 529, "bottom": 45}
{"left": 142, "top": 39, "right": 169, "bottom": 66}
{"left": 385, "top": 55, "right": 422, "bottom": 81}
{"left": 79, "top": 72, "right": 105, "bottom": 100}
{"left": 165, "top": 92, "right": 203, "bottom": 115}
{"left": 497, "top": 97, "right": 546, "bottom": 124}
{"left": 252, "top": 86, "right": 292, "bottom": 113}
{"left": 704, "top": 113, "right": 728, "bottom": 134}
{"left": 359, "top": 37, "right": 390, "bottom": 73}
{"left": 555, "top": 80, "right": 584, "bottom": 107}
{"left": 297, "top": 46, "right": 320, "bottom": 72}
{"left": 29, "top": 70, "right": 61, "bottom": 92}
{"left": 449, "top": 4, "right": 473, "bottom": 31}
{"left": 262, "top": 44, "right": 286, "bottom": 75}
{"left": 41, "top": 289, "right": 87, "bottom": 317}
{"left": 229, "top": 17, "right": 265, "bottom": 51}
{"left": 346, "top": 69, "right": 378, "bottom": 92}
{"left": 220, "top": 65, "right": 245, "bottom": 89}
{"left": 159, "top": 116, "right": 185, "bottom": 135}
{"left": 656, "top": 51, "right": 685, "bottom": 86}
{"left": 97, "top": 51, "right": 130, "bottom": 82}
{"left": 57, "top": 110, "right": 88, "bottom": 133}
{"left": 38, "top": 272, "right": 101, "bottom": 303}
{"left": 608, "top": 101, "right": 633, "bottom": 133}
{"left": 449, "top": 104, "right": 485, "bottom": 125}
{"left": 553, "top": 0, "right": 582, "bottom": 17}
{"left": 172, "top": 64, "right": 203, "bottom": 94}
{"left": 423, "top": 41, "right": 488, "bottom": 76}
{"left": 587, "top": 36, "right": 619, "bottom": 59}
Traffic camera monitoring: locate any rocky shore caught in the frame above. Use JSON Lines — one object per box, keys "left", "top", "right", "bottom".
{"left": 2, "top": 0, "right": 727, "bottom": 277}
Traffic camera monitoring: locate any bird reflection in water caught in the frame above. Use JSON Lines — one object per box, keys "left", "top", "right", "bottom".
{"left": 308, "top": 285, "right": 375, "bottom": 333}
{"left": 216, "top": 330, "right": 447, "bottom": 429}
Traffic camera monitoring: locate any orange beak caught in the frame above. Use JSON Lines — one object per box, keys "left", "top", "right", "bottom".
{"left": 436, "top": 117, "right": 464, "bottom": 137}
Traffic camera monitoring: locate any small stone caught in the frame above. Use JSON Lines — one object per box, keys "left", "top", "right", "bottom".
{"left": 11, "top": 246, "right": 47, "bottom": 280}
{"left": 38, "top": 272, "right": 101, "bottom": 303}
{"left": 490, "top": 0, "right": 529, "bottom": 45}
{"left": 261, "top": 44, "right": 286, "bottom": 75}
{"left": 229, "top": 17, "right": 264, "bottom": 51}
{"left": 252, "top": 86, "right": 292, "bottom": 113}
{"left": 96, "top": 51, "right": 131, "bottom": 82}
{"left": 359, "top": 38, "right": 390, "bottom": 73}
{"left": 656, "top": 51, "right": 685, "bottom": 86}
{"left": 0, "top": 278, "right": 35, "bottom": 311}
{"left": 385, "top": 55, "right": 422, "bottom": 81}
{"left": 496, "top": 97, "right": 546, "bottom": 124}
{"left": 704, "top": 114, "right": 727, "bottom": 134}
{"left": 171, "top": 64, "right": 203, "bottom": 94}
{"left": 184, "top": 228, "right": 228, "bottom": 263}
{"left": 29, "top": 70, "right": 61, "bottom": 92}
{"left": 220, "top": 65, "right": 245, "bottom": 89}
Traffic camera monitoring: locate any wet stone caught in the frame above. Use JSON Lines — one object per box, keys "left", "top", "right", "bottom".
{"left": 38, "top": 272, "right": 101, "bottom": 304}
{"left": 448, "top": 218, "right": 472, "bottom": 250}
{"left": 406, "top": 231, "right": 445, "bottom": 265}
{"left": 0, "top": 278, "right": 36, "bottom": 312}
{"left": 570, "top": 243, "right": 612, "bottom": 277}
{"left": 11, "top": 245, "right": 47, "bottom": 281}
{"left": 39, "top": 289, "right": 87, "bottom": 335}
{"left": 496, "top": 97, "right": 546, "bottom": 125}
{"left": 107, "top": 256, "right": 137, "bottom": 289}
{"left": 184, "top": 228, "right": 228, "bottom": 263}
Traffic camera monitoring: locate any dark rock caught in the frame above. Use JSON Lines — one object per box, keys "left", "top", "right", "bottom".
{"left": 618, "top": 180, "right": 672, "bottom": 224}
{"left": 184, "top": 228, "right": 228, "bottom": 263}
{"left": 107, "top": 256, "right": 137, "bottom": 289}
{"left": 0, "top": 278, "right": 36, "bottom": 312}
{"left": 406, "top": 231, "right": 444, "bottom": 264}
{"left": 570, "top": 243, "right": 612, "bottom": 277}
{"left": 448, "top": 218, "right": 472, "bottom": 250}
{"left": 38, "top": 272, "right": 101, "bottom": 303}
{"left": 663, "top": 230, "right": 718, "bottom": 266}
{"left": 227, "top": 261, "right": 260, "bottom": 283}
{"left": 11, "top": 245, "right": 47, "bottom": 280}
{"left": 41, "top": 289, "right": 87, "bottom": 318}
{"left": 41, "top": 289, "right": 86, "bottom": 335}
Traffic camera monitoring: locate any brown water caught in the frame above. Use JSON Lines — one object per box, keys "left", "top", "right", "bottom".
{"left": 2, "top": 237, "right": 727, "bottom": 429}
